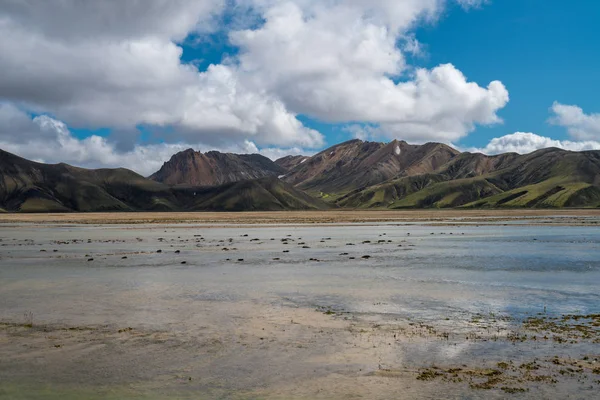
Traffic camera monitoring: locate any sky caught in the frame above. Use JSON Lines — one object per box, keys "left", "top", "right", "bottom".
{"left": 1, "top": 0, "right": 600, "bottom": 176}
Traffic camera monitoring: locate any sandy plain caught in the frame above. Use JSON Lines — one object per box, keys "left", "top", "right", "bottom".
{"left": 0, "top": 213, "right": 599, "bottom": 399}
{"left": 0, "top": 209, "right": 599, "bottom": 225}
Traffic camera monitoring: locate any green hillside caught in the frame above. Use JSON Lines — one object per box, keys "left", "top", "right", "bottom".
{"left": 0, "top": 149, "right": 327, "bottom": 212}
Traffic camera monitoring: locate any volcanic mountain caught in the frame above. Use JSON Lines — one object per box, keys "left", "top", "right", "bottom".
{"left": 2, "top": 138, "right": 600, "bottom": 212}
{"left": 0, "top": 149, "right": 328, "bottom": 212}
{"left": 150, "top": 149, "right": 285, "bottom": 186}
{"left": 281, "top": 139, "right": 460, "bottom": 194}
{"left": 329, "top": 145, "right": 600, "bottom": 208}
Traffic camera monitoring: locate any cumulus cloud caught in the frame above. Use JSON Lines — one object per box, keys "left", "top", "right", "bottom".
{"left": 0, "top": 0, "right": 509, "bottom": 169}
{"left": 0, "top": 0, "right": 225, "bottom": 41}
{"left": 0, "top": 0, "right": 322, "bottom": 149}
{"left": 231, "top": 2, "right": 508, "bottom": 143}
{"left": 473, "top": 103, "right": 600, "bottom": 155}
{"left": 471, "top": 132, "right": 600, "bottom": 155}
{"left": 549, "top": 102, "right": 600, "bottom": 141}
{"left": 0, "top": 106, "right": 300, "bottom": 175}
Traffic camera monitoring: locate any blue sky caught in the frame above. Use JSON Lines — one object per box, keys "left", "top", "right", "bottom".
{"left": 1, "top": 1, "right": 600, "bottom": 174}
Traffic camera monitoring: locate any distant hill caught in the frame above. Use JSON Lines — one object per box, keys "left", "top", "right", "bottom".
{"left": 2, "top": 138, "right": 600, "bottom": 212}
{"left": 329, "top": 146, "right": 600, "bottom": 209}
{"left": 282, "top": 139, "right": 460, "bottom": 194}
{"left": 150, "top": 149, "right": 285, "bottom": 186}
{"left": 0, "top": 149, "right": 327, "bottom": 212}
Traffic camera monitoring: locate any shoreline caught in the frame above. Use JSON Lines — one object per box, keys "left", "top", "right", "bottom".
{"left": 0, "top": 209, "right": 599, "bottom": 225}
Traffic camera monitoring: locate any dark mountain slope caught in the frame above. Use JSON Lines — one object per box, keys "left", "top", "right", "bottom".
{"left": 0, "top": 149, "right": 325, "bottom": 212}
{"left": 3, "top": 140, "right": 600, "bottom": 212}
{"left": 336, "top": 147, "right": 600, "bottom": 209}
{"left": 0, "top": 149, "right": 185, "bottom": 212}
{"left": 188, "top": 177, "right": 330, "bottom": 211}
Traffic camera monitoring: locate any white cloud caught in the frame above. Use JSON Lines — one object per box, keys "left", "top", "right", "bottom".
{"left": 0, "top": 107, "right": 301, "bottom": 175}
{"left": 0, "top": 0, "right": 509, "bottom": 168}
{"left": 344, "top": 124, "right": 379, "bottom": 141}
{"left": 471, "top": 132, "right": 600, "bottom": 155}
{"left": 0, "top": 0, "right": 225, "bottom": 41}
{"left": 456, "top": 0, "right": 489, "bottom": 9}
{"left": 549, "top": 102, "right": 600, "bottom": 141}
{"left": 470, "top": 103, "right": 600, "bottom": 156}
{"left": 0, "top": 0, "right": 322, "bottom": 150}
{"left": 231, "top": 2, "right": 508, "bottom": 143}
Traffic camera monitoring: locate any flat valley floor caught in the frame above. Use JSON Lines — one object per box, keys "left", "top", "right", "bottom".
{"left": 1, "top": 211, "right": 599, "bottom": 399}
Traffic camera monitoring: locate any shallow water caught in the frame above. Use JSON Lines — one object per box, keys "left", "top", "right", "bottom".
{"left": 1, "top": 222, "right": 599, "bottom": 399}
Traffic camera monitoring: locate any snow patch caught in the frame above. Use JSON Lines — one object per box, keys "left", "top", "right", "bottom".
{"left": 278, "top": 175, "right": 286, "bottom": 179}
{"left": 394, "top": 145, "right": 401, "bottom": 155}
{"left": 300, "top": 158, "right": 308, "bottom": 164}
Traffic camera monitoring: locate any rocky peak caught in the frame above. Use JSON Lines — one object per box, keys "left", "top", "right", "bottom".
{"left": 150, "top": 149, "right": 284, "bottom": 186}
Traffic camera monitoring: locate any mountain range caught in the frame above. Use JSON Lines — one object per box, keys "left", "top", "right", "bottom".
{"left": 1, "top": 139, "right": 599, "bottom": 212}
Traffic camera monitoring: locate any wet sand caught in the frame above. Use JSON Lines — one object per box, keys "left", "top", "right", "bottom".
{"left": 1, "top": 219, "right": 599, "bottom": 399}
{"left": 1, "top": 209, "right": 600, "bottom": 225}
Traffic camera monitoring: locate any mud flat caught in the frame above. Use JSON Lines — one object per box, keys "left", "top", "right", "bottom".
{"left": 1, "top": 221, "right": 599, "bottom": 399}
{"left": 1, "top": 209, "right": 600, "bottom": 225}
